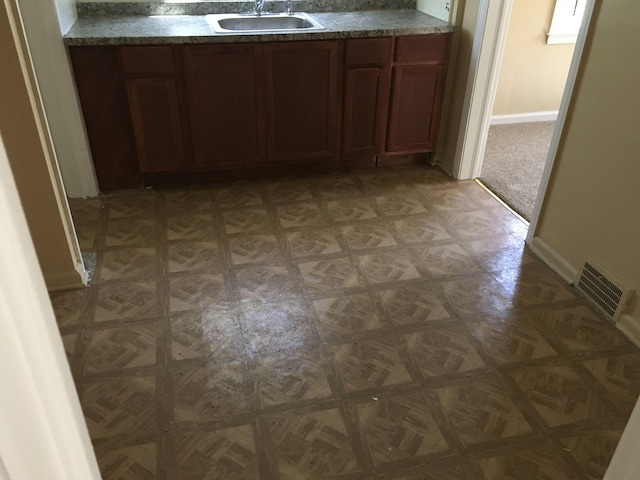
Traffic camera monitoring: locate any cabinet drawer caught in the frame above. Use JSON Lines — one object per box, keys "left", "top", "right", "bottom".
{"left": 345, "top": 38, "right": 392, "bottom": 66}
{"left": 394, "top": 34, "right": 451, "bottom": 64}
{"left": 121, "top": 46, "right": 174, "bottom": 76}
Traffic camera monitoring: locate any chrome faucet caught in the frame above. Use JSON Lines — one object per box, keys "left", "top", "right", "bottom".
{"left": 254, "top": 0, "right": 266, "bottom": 15}
{"left": 286, "top": 0, "right": 294, "bottom": 15}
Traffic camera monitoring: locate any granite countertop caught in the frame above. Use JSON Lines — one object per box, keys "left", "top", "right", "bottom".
{"left": 64, "top": 10, "right": 455, "bottom": 46}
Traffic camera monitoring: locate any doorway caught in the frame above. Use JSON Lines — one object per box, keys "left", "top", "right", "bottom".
{"left": 453, "top": 0, "right": 595, "bottom": 240}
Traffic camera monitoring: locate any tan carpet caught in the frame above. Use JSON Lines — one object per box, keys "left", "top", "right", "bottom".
{"left": 479, "top": 121, "right": 555, "bottom": 221}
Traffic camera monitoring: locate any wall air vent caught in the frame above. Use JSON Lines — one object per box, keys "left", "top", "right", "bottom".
{"left": 576, "top": 258, "right": 633, "bottom": 322}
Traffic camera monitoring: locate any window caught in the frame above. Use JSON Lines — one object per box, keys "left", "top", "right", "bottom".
{"left": 547, "top": 0, "right": 587, "bottom": 44}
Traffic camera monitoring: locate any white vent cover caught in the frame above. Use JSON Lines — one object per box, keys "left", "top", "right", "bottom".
{"left": 576, "top": 258, "right": 633, "bottom": 322}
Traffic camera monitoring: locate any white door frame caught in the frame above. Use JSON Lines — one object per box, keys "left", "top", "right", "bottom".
{"left": 452, "top": 0, "right": 596, "bottom": 244}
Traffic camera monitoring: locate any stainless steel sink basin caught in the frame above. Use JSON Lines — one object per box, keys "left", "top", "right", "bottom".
{"left": 206, "top": 13, "right": 325, "bottom": 34}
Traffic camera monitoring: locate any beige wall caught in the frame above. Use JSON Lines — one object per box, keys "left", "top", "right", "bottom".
{"left": 535, "top": 0, "right": 640, "bottom": 328}
{"left": 435, "top": 0, "right": 481, "bottom": 174}
{"left": 0, "top": 0, "right": 86, "bottom": 290}
{"left": 492, "top": 0, "right": 575, "bottom": 116}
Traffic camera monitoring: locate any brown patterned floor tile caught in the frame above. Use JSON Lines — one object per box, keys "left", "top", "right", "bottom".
{"left": 163, "top": 189, "right": 212, "bottom": 214}
{"left": 228, "top": 234, "right": 284, "bottom": 265}
{"left": 69, "top": 197, "right": 105, "bottom": 224}
{"left": 166, "top": 241, "right": 221, "bottom": 273}
{"left": 378, "top": 460, "right": 479, "bottom": 479}
{"left": 378, "top": 282, "right": 453, "bottom": 326}
{"left": 355, "top": 390, "right": 451, "bottom": 466}
{"left": 94, "top": 281, "right": 159, "bottom": 323}
{"left": 286, "top": 228, "right": 344, "bottom": 258}
{"left": 75, "top": 221, "right": 101, "bottom": 250}
{"left": 315, "top": 174, "right": 362, "bottom": 198}
{"left": 165, "top": 213, "right": 215, "bottom": 242}
{"left": 558, "top": 429, "right": 625, "bottom": 480}
{"left": 265, "top": 408, "right": 361, "bottom": 479}
{"left": 174, "top": 425, "right": 258, "bottom": 480}
{"left": 267, "top": 180, "right": 314, "bottom": 203}
{"left": 405, "top": 323, "right": 487, "bottom": 379}
{"left": 393, "top": 215, "right": 453, "bottom": 244}
{"left": 358, "top": 171, "right": 409, "bottom": 193}
{"left": 326, "top": 197, "right": 379, "bottom": 223}
{"left": 510, "top": 365, "right": 617, "bottom": 428}
{"left": 581, "top": 353, "right": 640, "bottom": 416}
{"left": 342, "top": 222, "right": 399, "bottom": 251}
{"left": 252, "top": 347, "right": 333, "bottom": 407}
{"left": 408, "top": 167, "right": 457, "bottom": 190}
{"left": 442, "top": 274, "right": 518, "bottom": 318}
{"left": 215, "top": 184, "right": 264, "bottom": 208}
{"left": 82, "top": 375, "right": 157, "bottom": 439}
{"left": 332, "top": 336, "right": 413, "bottom": 393}
{"left": 234, "top": 265, "right": 300, "bottom": 303}
{"left": 172, "top": 360, "right": 249, "bottom": 421}
{"left": 222, "top": 207, "right": 273, "bottom": 235}
{"left": 239, "top": 301, "right": 319, "bottom": 356}
{"left": 311, "top": 293, "right": 384, "bottom": 340}
{"left": 471, "top": 440, "right": 578, "bottom": 480}
{"left": 298, "top": 256, "right": 362, "bottom": 293}
{"left": 375, "top": 192, "right": 429, "bottom": 217}
{"left": 467, "top": 234, "right": 534, "bottom": 272}
{"left": 105, "top": 218, "right": 157, "bottom": 247}
{"left": 530, "top": 306, "right": 629, "bottom": 352}
{"left": 436, "top": 374, "right": 534, "bottom": 447}
{"left": 107, "top": 194, "right": 157, "bottom": 219}
{"left": 96, "top": 442, "right": 157, "bottom": 480}
{"left": 167, "top": 274, "right": 230, "bottom": 313}
{"left": 275, "top": 202, "right": 328, "bottom": 229}
{"left": 170, "top": 309, "right": 244, "bottom": 362}
{"left": 494, "top": 264, "right": 577, "bottom": 307}
{"left": 61, "top": 332, "right": 79, "bottom": 361}
{"left": 98, "top": 247, "right": 157, "bottom": 282}
{"left": 85, "top": 322, "right": 157, "bottom": 373}
{"left": 357, "top": 250, "right": 422, "bottom": 285}
{"left": 50, "top": 288, "right": 88, "bottom": 327}
{"left": 410, "top": 243, "right": 483, "bottom": 278}
{"left": 469, "top": 315, "right": 558, "bottom": 365}
{"left": 447, "top": 210, "right": 507, "bottom": 239}
{"left": 419, "top": 188, "right": 478, "bottom": 213}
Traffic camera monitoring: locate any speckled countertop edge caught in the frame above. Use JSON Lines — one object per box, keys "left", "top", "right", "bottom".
{"left": 64, "top": 10, "right": 456, "bottom": 46}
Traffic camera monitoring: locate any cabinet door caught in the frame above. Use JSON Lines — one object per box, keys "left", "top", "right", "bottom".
{"left": 386, "top": 64, "right": 447, "bottom": 154}
{"left": 342, "top": 68, "right": 388, "bottom": 157}
{"left": 69, "top": 47, "right": 141, "bottom": 190}
{"left": 183, "top": 44, "right": 265, "bottom": 169}
{"left": 264, "top": 41, "right": 340, "bottom": 162}
{"left": 125, "top": 78, "right": 186, "bottom": 173}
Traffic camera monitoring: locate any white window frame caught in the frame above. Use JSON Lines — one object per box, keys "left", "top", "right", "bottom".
{"left": 547, "top": 0, "right": 587, "bottom": 44}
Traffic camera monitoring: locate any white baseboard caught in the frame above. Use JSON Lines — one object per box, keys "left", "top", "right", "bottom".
{"left": 528, "top": 236, "right": 579, "bottom": 285}
{"left": 617, "top": 313, "right": 640, "bottom": 348}
{"left": 490, "top": 111, "right": 559, "bottom": 125}
{"left": 44, "top": 267, "right": 87, "bottom": 292}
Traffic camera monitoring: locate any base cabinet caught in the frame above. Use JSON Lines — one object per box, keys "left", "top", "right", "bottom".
{"left": 70, "top": 34, "right": 452, "bottom": 191}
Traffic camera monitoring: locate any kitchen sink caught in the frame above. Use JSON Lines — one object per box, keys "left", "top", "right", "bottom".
{"left": 206, "top": 12, "right": 325, "bottom": 34}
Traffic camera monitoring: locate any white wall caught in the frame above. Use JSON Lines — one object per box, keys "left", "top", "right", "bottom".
{"left": 17, "top": 0, "right": 98, "bottom": 198}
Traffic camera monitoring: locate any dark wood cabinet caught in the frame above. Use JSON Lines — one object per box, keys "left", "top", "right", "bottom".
{"left": 69, "top": 46, "right": 141, "bottom": 190}
{"left": 183, "top": 44, "right": 266, "bottom": 169}
{"left": 69, "top": 33, "right": 453, "bottom": 191}
{"left": 341, "top": 38, "right": 391, "bottom": 157}
{"left": 385, "top": 34, "right": 452, "bottom": 154}
{"left": 264, "top": 41, "right": 340, "bottom": 163}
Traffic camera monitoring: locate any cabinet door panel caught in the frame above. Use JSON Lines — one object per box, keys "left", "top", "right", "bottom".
{"left": 342, "top": 67, "right": 388, "bottom": 157}
{"left": 264, "top": 41, "right": 340, "bottom": 162}
{"left": 386, "top": 64, "right": 446, "bottom": 153}
{"left": 183, "top": 45, "right": 265, "bottom": 168}
{"left": 125, "top": 78, "right": 186, "bottom": 173}
{"left": 69, "top": 46, "right": 141, "bottom": 190}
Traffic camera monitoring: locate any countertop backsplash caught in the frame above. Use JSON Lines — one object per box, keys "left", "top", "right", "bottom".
{"left": 76, "top": 1, "right": 418, "bottom": 17}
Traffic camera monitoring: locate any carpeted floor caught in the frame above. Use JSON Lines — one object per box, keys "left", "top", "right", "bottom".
{"left": 479, "top": 121, "right": 555, "bottom": 221}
